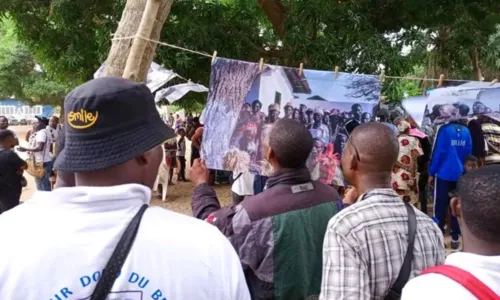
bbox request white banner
[154,82,209,103]
[94,62,177,93]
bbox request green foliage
[0,43,69,105]
[1,0,500,110]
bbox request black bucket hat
[54,77,175,172]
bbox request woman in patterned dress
[391,120,424,204]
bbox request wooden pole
[123,0,162,81]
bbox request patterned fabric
[482,122,500,165]
[391,134,423,204]
[320,189,445,300]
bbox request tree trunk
[469,47,482,81]
[123,0,162,81]
[103,0,173,82]
[202,59,260,169]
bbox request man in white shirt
[18,116,53,191]
[0,77,250,300]
[402,165,500,299]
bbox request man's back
[321,189,445,299]
[192,170,342,300]
[430,123,472,181]
[0,184,249,299]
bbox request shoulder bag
[90,204,148,300]
[421,265,500,300]
[384,202,417,300]
[25,131,48,180]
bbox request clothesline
[111,34,482,83]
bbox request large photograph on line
[201,58,380,181]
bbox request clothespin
[259,58,264,71]
[334,66,339,79]
[490,79,498,85]
[437,74,445,87]
[211,51,218,64]
[299,63,304,76]
[379,70,385,83]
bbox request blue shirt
[429,123,472,182]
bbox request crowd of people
[0,76,499,299]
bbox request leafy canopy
[1,0,500,107]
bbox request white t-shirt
[46,125,59,144]
[231,172,255,196]
[402,252,500,299]
[177,137,186,157]
[31,130,53,163]
[0,184,250,300]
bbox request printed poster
[201,58,380,184]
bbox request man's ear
[348,153,358,170]
[451,197,462,218]
[267,146,275,163]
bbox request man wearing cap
[0,77,250,300]
[299,104,308,126]
[18,116,53,191]
[284,102,294,119]
[311,108,330,144]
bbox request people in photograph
[311,108,330,144]
[391,120,424,204]
[322,110,331,127]
[306,138,327,181]
[284,102,293,119]
[0,77,250,300]
[18,116,53,191]
[350,103,363,122]
[299,104,308,125]
[434,103,458,123]
[402,165,500,300]
[241,102,251,113]
[251,99,266,125]
[361,112,372,123]
[191,119,342,300]
[292,108,301,122]
[453,102,470,117]
[320,123,444,300]
[267,103,280,124]
[472,101,492,115]
[0,116,18,145]
[429,118,472,249]
[306,108,314,128]
[0,130,27,213]
[238,123,258,160]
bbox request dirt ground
[13,125,232,216]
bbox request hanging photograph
[201,58,380,183]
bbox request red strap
[422,265,500,300]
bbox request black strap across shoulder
[90,204,148,300]
[384,202,417,300]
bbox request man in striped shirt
[320,123,445,300]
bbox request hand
[428,176,434,187]
[190,159,208,186]
[17,147,27,152]
[343,187,359,205]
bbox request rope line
[111,35,490,83]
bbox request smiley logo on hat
[68,109,99,129]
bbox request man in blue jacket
[428,121,472,250]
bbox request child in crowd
[463,155,479,173]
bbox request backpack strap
[422,265,500,300]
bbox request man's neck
[462,230,500,256]
[355,174,392,195]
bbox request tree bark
[123,0,162,81]
[103,0,173,82]
[469,47,482,81]
[257,0,286,39]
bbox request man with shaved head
[191,118,343,299]
[320,123,445,300]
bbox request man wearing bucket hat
[0,77,250,300]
